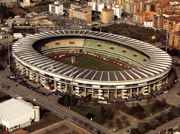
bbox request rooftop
[0,98,34,121]
[102,8,114,12]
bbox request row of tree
[131,106,180,134]
[113,99,168,120]
[100,23,166,43]
[0,4,14,21]
[57,94,78,106]
[99,106,116,124]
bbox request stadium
[12,30,172,100]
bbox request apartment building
[102,8,114,23]
[88,0,105,12]
[49,1,63,16]
[163,16,180,33]
[153,15,163,29]
[69,3,92,24]
[133,11,157,23]
[169,31,180,49]
[123,1,141,14]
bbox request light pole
[166,32,169,53]
[71,56,75,94]
[7,34,10,68]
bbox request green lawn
[60,55,125,71]
[70,105,102,124]
[143,105,170,117]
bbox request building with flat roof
[69,3,92,24]
[49,1,64,16]
[0,98,40,132]
[169,31,180,49]
[102,8,114,23]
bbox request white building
[49,1,64,16]
[0,98,40,132]
[13,33,23,39]
[88,0,105,12]
[20,0,30,7]
[112,5,122,19]
[144,19,153,27]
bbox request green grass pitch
[60,55,125,71]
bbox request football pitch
[60,55,125,71]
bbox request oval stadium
[12,30,172,100]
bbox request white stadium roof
[12,30,172,86]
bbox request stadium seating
[41,38,150,67]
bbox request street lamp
[7,34,10,68]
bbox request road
[0,70,111,134]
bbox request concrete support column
[84,87,87,97]
[166,78,168,83]
[35,74,39,83]
[29,71,31,79]
[115,89,117,99]
[25,68,28,76]
[92,89,94,97]
[19,64,23,70]
[54,81,57,91]
[130,88,132,97]
[108,88,110,99]
[153,84,156,91]
[40,76,42,84]
[58,82,61,90]
[148,85,151,93]
[137,87,139,95]
[65,83,67,90]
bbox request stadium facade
[12,30,172,100]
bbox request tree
[137,123,150,134]
[107,120,114,128]
[170,106,180,117]
[57,95,65,105]
[100,106,106,118]
[70,94,78,106]
[64,94,70,106]
[0,64,5,70]
[116,118,123,129]
[160,112,168,123]
[149,119,160,129]
[130,128,140,134]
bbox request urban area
[0,0,180,134]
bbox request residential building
[169,31,180,49]
[116,0,128,6]
[153,15,163,29]
[143,1,156,12]
[144,19,153,27]
[133,11,157,24]
[102,8,114,23]
[112,4,123,18]
[163,16,180,33]
[88,0,105,12]
[69,3,92,24]
[123,1,141,14]
[49,1,64,16]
